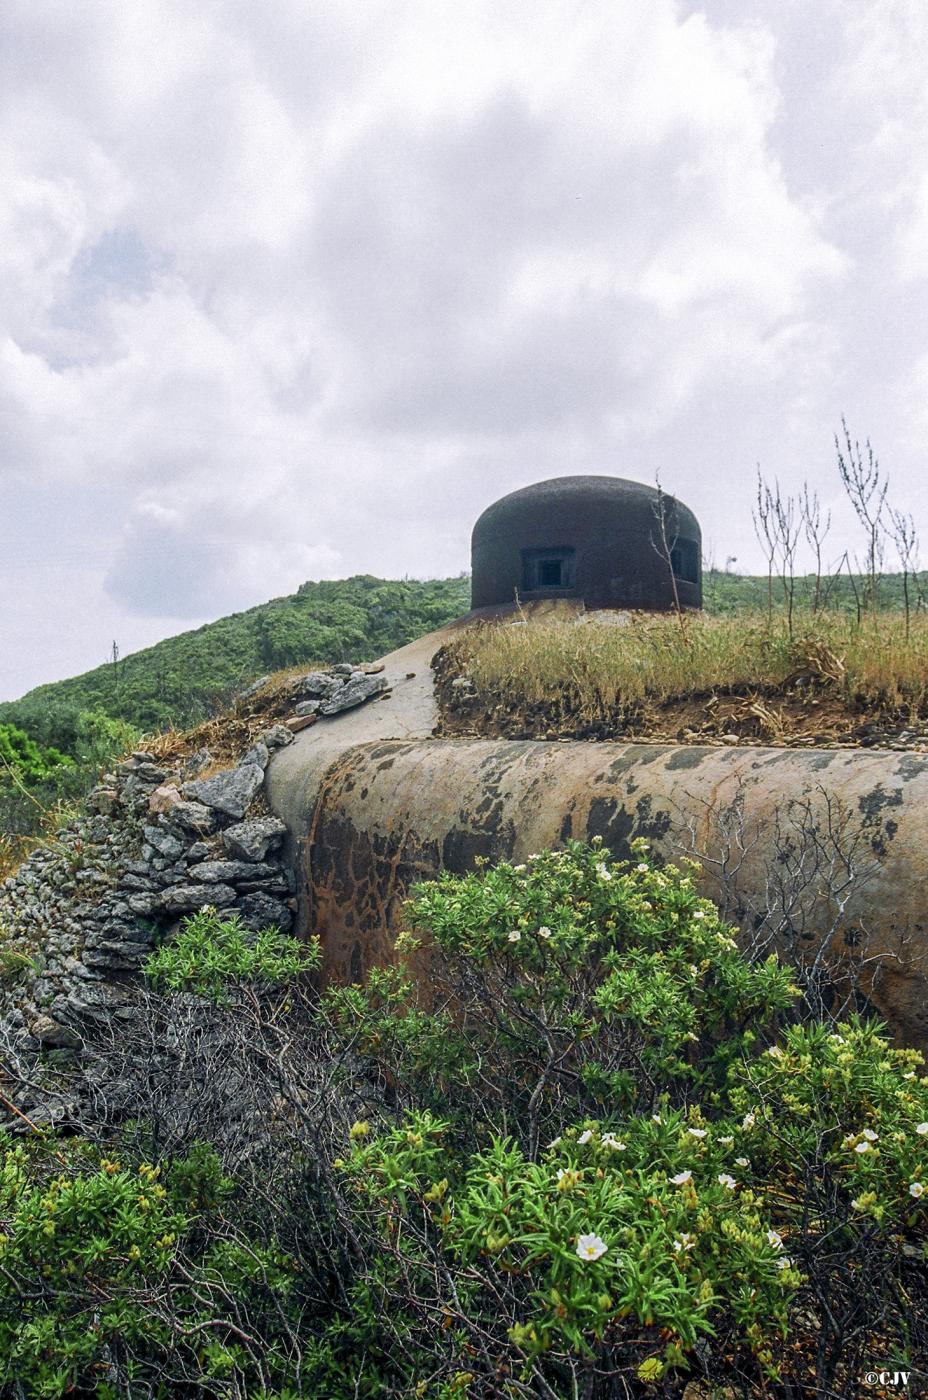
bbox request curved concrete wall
[470,476,702,611]
[277,738,928,1050]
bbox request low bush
[3,846,926,1397]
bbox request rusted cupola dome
[470,475,702,612]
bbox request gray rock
[164,800,217,836]
[222,817,287,862]
[82,942,154,970]
[120,873,156,891]
[331,663,356,676]
[298,671,344,699]
[181,748,212,778]
[236,893,294,932]
[154,883,237,915]
[87,787,119,816]
[261,724,294,750]
[129,763,168,785]
[319,674,389,715]
[240,740,270,771]
[294,700,320,717]
[181,764,264,819]
[142,826,185,861]
[55,983,133,1026]
[238,675,270,700]
[187,860,277,884]
[29,1014,82,1048]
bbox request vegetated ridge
[1,574,470,739]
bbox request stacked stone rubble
[0,726,297,1123]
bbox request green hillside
[1,575,470,751]
[5,567,925,752]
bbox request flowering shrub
[327,838,798,1153]
[340,1111,801,1381]
[9,842,927,1396]
[325,841,927,1394]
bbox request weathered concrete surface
[275,735,928,1050]
[265,617,928,1051]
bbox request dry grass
[144,664,320,769]
[451,610,928,722]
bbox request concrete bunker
[470,475,702,612]
[263,477,926,1054]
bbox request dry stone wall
[0,727,297,1127]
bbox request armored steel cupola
[470,475,702,611]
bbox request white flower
[513,864,526,872]
[719,1135,734,1146]
[596,864,614,882]
[742,1113,756,1130]
[854,1141,871,1154]
[735,1157,749,1168]
[636,862,649,873]
[716,934,738,950]
[910,1181,925,1199]
[672,1233,696,1253]
[766,1229,784,1251]
[692,909,706,920]
[687,1128,708,1139]
[830,1034,845,1044]
[576,1232,608,1261]
[651,1114,662,1124]
[861,1128,879,1142]
[548,1137,562,1149]
[776,1257,792,1270]
[767,1046,784,1059]
[507,929,521,943]
[670,1170,693,1186]
[851,1197,865,1211]
[536,925,552,940]
[601,1134,626,1152]
[578,1130,594,1146]
[916,1122,928,1136]
[718,1174,737,1190]
[688,964,699,977]
[903,1071,916,1081]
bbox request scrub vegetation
[2,842,925,1397]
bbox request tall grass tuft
[453,611,928,721]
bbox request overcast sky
[2,0,928,699]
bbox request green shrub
[323,841,928,1394]
[144,907,320,1002]
[327,838,799,1148]
[0,1137,296,1398]
[7,843,927,1397]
